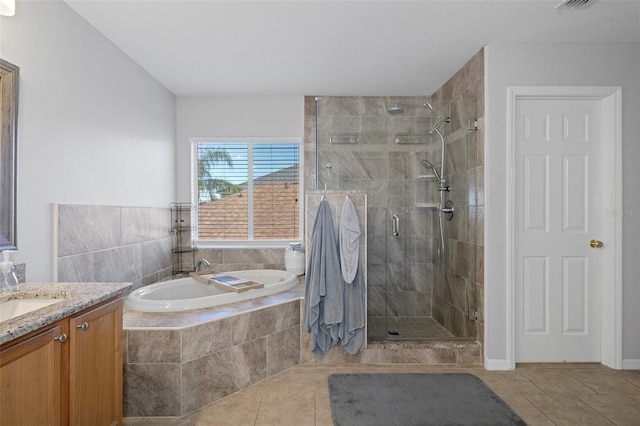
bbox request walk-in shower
[310,96,480,343]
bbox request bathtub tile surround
[56,204,172,288]
[57,205,121,256]
[124,363,181,417]
[127,329,182,363]
[123,298,301,417]
[181,338,267,414]
[189,247,285,273]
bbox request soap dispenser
[0,250,19,293]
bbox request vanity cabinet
[69,299,123,425]
[0,298,123,426]
[0,324,64,425]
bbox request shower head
[422,160,442,182]
[388,100,438,116]
[388,102,404,114]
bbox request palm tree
[198,148,242,203]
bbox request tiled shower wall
[56,204,173,289]
[430,48,485,343]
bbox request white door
[515,98,602,362]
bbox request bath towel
[340,260,366,355]
[339,197,360,284]
[303,199,344,356]
[337,196,365,354]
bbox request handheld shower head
[422,160,442,182]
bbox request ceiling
[64,0,640,97]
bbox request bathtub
[124,269,300,312]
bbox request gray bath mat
[328,373,526,426]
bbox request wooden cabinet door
[69,299,123,426]
[0,325,64,426]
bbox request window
[191,137,303,247]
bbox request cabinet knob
[54,333,68,343]
[76,321,89,331]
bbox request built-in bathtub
[125,269,299,312]
[122,271,305,418]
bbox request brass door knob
[590,240,604,248]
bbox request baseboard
[622,359,640,370]
[484,358,514,371]
[485,357,638,370]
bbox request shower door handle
[392,214,399,236]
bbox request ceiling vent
[556,0,598,10]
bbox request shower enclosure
[306,96,480,342]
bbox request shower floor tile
[368,316,454,341]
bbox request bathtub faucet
[195,258,211,272]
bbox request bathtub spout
[195,258,211,272]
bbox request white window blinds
[193,139,301,243]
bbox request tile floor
[124,362,640,426]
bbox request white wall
[484,43,640,367]
[0,1,176,280]
[175,96,304,200]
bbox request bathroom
[2,0,640,422]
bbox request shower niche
[308,95,481,342]
[414,174,439,209]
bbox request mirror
[0,58,18,250]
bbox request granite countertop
[0,281,132,345]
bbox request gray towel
[303,200,344,356]
[337,197,365,354]
[339,197,360,284]
[340,260,366,355]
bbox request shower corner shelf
[415,202,439,208]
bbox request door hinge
[468,308,479,321]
